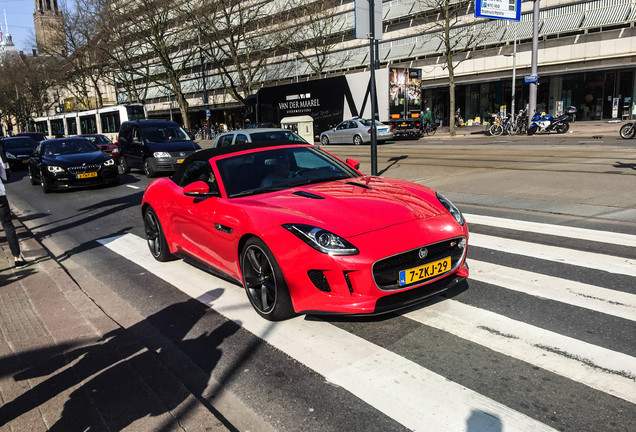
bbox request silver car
[320,118,394,145]
[212,128,308,148]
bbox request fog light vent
[343,271,354,293]
[308,270,330,292]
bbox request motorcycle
[619,122,635,139]
[527,106,576,135]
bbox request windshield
[82,135,111,144]
[217,146,359,198]
[43,139,98,156]
[141,125,191,143]
[249,130,307,143]
[5,138,37,150]
[360,119,385,127]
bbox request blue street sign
[206,109,211,116]
[525,75,538,83]
[475,0,521,21]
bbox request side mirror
[346,158,360,170]
[132,136,142,145]
[183,180,218,197]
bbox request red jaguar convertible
[142,142,469,320]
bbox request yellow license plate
[76,172,98,179]
[176,159,184,164]
[399,256,451,286]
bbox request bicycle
[619,122,635,139]
[422,121,437,136]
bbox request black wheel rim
[144,210,162,257]
[243,245,276,313]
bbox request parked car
[15,132,47,143]
[212,128,308,148]
[141,141,469,321]
[78,134,120,161]
[319,118,394,145]
[28,137,119,193]
[118,120,201,178]
[0,136,39,170]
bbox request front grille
[372,237,466,290]
[67,164,101,174]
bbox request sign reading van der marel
[475,0,521,21]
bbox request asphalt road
[5,138,636,431]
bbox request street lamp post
[504,22,518,120]
[528,0,540,126]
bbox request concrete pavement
[0,118,633,430]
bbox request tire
[120,156,131,174]
[321,135,330,145]
[143,207,175,262]
[144,159,156,178]
[489,124,503,136]
[555,122,569,134]
[527,125,538,136]
[241,237,294,321]
[353,135,363,146]
[425,127,436,137]
[40,170,51,193]
[619,123,636,139]
[29,166,38,185]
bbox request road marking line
[470,233,636,277]
[465,213,636,248]
[468,259,636,321]
[403,300,636,404]
[99,234,557,432]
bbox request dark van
[118,120,201,177]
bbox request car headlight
[5,152,16,159]
[283,224,358,256]
[153,151,171,158]
[436,192,465,226]
[47,166,64,173]
[103,158,115,166]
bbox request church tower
[33,0,64,54]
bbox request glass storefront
[423,68,635,124]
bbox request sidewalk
[0,219,230,431]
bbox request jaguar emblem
[418,248,428,259]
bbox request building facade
[75,0,636,128]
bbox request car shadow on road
[0,298,238,431]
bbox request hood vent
[292,191,325,199]
[346,181,372,190]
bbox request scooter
[527,106,576,135]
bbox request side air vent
[307,270,331,292]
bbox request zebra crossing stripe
[403,300,636,404]
[469,233,636,277]
[465,213,636,248]
[99,234,558,432]
[468,259,636,321]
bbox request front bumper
[43,166,119,189]
[266,214,469,315]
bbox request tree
[0,54,60,131]
[280,0,351,77]
[418,0,491,136]
[184,0,273,108]
[103,0,198,129]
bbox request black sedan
[0,136,38,170]
[28,137,119,193]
